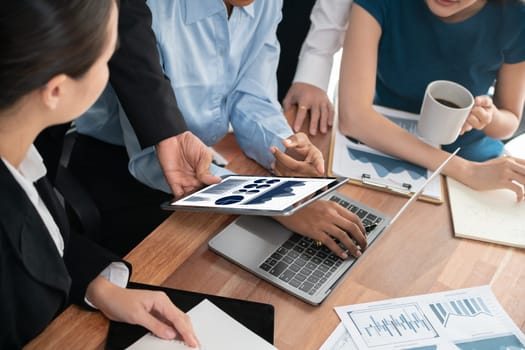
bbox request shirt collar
[184,0,255,24]
[18,145,47,182]
[2,144,46,183]
[239,3,255,18]
[1,145,46,204]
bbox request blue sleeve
[502,3,525,64]
[228,2,293,170]
[354,0,389,28]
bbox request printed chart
[331,286,525,350]
[429,297,491,327]
[347,303,437,347]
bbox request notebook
[208,150,458,305]
[447,178,525,248]
[447,134,525,248]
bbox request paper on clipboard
[329,105,443,202]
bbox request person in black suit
[66,0,220,256]
[0,1,198,347]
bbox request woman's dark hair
[0,0,115,110]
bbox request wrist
[86,275,117,309]
[443,154,475,184]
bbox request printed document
[323,286,524,350]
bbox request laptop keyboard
[258,195,383,295]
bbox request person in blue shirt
[73,0,368,259]
[338,0,525,200]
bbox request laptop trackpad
[209,216,291,265]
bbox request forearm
[483,106,521,139]
[85,275,117,312]
[341,106,441,166]
[231,109,292,170]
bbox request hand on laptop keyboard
[273,199,367,259]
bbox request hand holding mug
[460,95,496,135]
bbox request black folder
[106,282,275,349]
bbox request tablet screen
[161,175,348,216]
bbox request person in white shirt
[283,0,353,136]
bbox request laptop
[209,150,458,305]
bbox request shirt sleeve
[354,0,389,29]
[502,3,525,64]
[293,0,353,91]
[229,3,293,170]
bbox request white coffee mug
[417,80,474,145]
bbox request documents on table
[321,285,525,350]
[127,299,276,350]
[329,105,443,203]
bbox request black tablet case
[106,282,275,349]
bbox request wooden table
[26,129,525,350]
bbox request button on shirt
[75,0,293,194]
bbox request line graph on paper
[347,303,438,347]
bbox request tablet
[161,175,348,216]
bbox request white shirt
[2,146,129,302]
[293,0,353,92]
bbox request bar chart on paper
[347,303,438,347]
[429,297,492,327]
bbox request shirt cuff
[84,262,130,308]
[293,53,334,92]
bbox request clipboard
[328,105,445,204]
[106,282,275,349]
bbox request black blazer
[276,0,317,102]
[109,0,188,149]
[0,161,129,348]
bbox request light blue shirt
[76,0,292,193]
